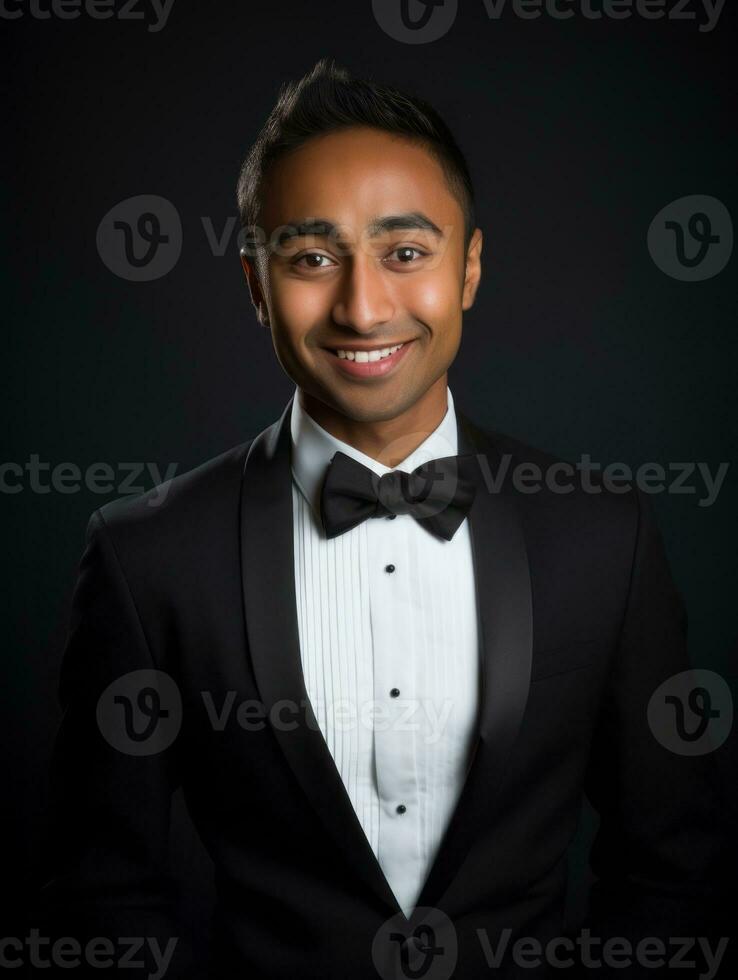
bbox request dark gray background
[4,0,736,952]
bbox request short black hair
[236,57,476,265]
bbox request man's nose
[330,253,396,332]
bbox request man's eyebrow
[274,212,444,247]
[367,212,444,238]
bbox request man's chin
[303,381,419,426]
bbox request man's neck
[299,376,449,468]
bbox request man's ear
[239,251,270,327]
[461,228,483,311]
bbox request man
[35,58,726,978]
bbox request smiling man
[239,121,481,463]
[36,58,726,979]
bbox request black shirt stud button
[390,688,400,698]
[385,564,395,573]
[396,804,407,815]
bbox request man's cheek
[274,289,325,331]
[304,288,336,324]
[409,275,458,319]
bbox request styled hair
[236,57,476,264]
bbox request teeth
[337,343,403,362]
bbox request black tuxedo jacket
[34,396,726,978]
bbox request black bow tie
[320,450,478,541]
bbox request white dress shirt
[290,384,480,916]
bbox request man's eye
[294,253,334,269]
[387,246,427,263]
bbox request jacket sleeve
[579,486,729,975]
[30,509,197,978]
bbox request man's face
[242,126,482,423]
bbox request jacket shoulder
[468,418,642,528]
[90,439,254,544]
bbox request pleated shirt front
[289,385,480,916]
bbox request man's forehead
[259,131,461,238]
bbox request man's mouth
[323,340,416,378]
[331,342,406,363]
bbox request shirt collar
[290,384,459,526]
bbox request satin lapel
[240,395,402,916]
[413,408,534,915]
